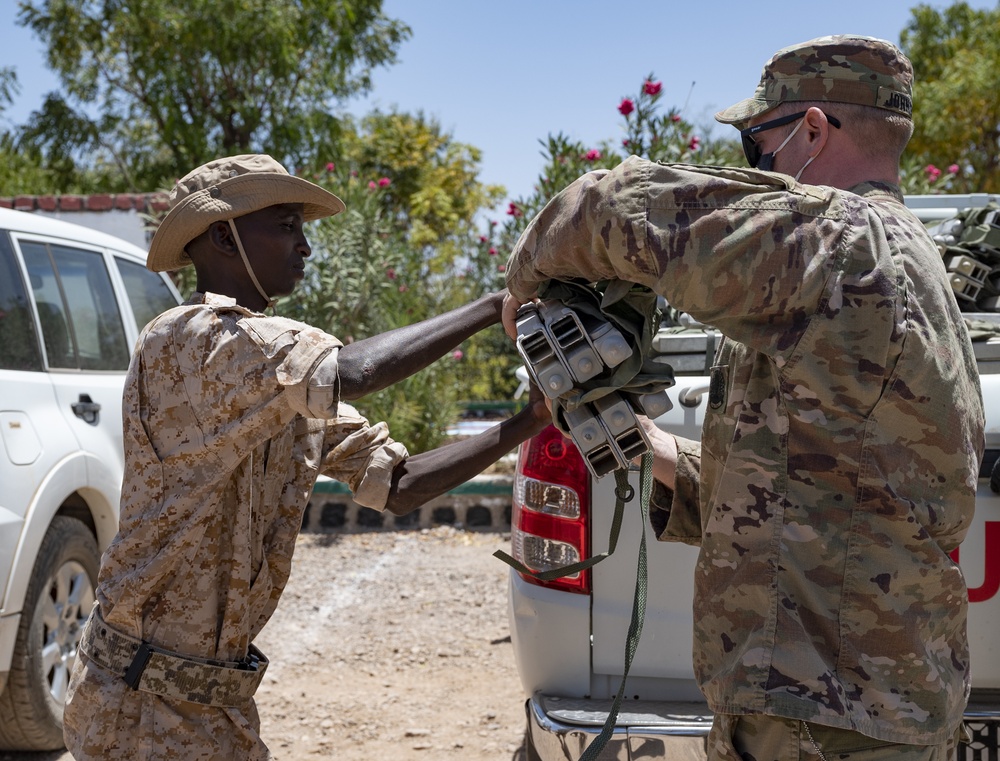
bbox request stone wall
[302,475,514,533]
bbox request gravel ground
[1,527,530,761]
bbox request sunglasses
[739,111,842,168]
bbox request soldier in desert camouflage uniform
[502,36,985,760]
[62,154,549,760]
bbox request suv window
[0,232,43,371]
[115,256,180,332]
[20,240,130,371]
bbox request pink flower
[386,267,396,280]
[498,264,507,273]
[398,284,409,293]
[350,170,358,177]
[584,149,601,162]
[325,162,335,172]
[622,139,630,147]
[925,164,942,182]
[378,177,391,187]
[948,164,961,174]
[643,80,662,96]
[479,235,488,243]
[452,350,463,361]
[488,247,497,256]
[491,220,498,226]
[618,98,635,116]
[671,114,682,123]
[507,202,522,218]
[688,136,701,151]
[368,180,377,189]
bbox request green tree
[270,114,503,453]
[0,66,65,194]
[16,0,410,191]
[900,1,1000,192]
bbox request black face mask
[740,111,842,171]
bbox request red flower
[925,164,942,182]
[584,149,601,162]
[671,114,682,123]
[386,267,396,280]
[688,136,701,151]
[622,139,630,147]
[398,284,409,293]
[378,177,391,187]
[498,264,507,273]
[488,247,497,256]
[350,170,358,177]
[479,235,488,243]
[507,202,522,218]
[325,162,335,172]
[618,98,635,116]
[643,80,662,96]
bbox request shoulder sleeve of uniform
[240,315,344,418]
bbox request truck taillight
[511,424,591,594]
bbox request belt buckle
[237,647,261,672]
[123,642,154,690]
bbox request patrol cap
[715,34,914,127]
[147,154,345,272]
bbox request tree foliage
[900,1,1000,192]
[269,113,501,453]
[16,0,410,191]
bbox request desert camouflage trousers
[707,714,967,761]
[63,653,273,760]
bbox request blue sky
[0,0,993,215]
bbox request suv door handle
[71,394,101,424]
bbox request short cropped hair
[770,100,913,163]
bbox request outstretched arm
[383,386,550,515]
[337,291,505,401]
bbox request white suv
[0,207,180,751]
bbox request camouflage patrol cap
[715,35,913,127]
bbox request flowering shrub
[899,154,963,194]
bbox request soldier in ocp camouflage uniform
[62,154,549,759]
[502,36,985,761]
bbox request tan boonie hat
[715,34,914,127]
[147,154,345,272]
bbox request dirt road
[1,527,531,761]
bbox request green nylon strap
[494,454,656,760]
[580,452,653,761]
[492,472,634,580]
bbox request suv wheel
[0,516,99,751]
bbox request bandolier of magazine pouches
[934,202,1000,313]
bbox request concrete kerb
[302,474,514,533]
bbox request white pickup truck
[507,194,1000,760]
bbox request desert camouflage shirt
[506,156,985,744]
[64,292,407,760]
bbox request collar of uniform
[189,291,267,318]
[847,180,904,204]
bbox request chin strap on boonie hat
[228,219,276,310]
